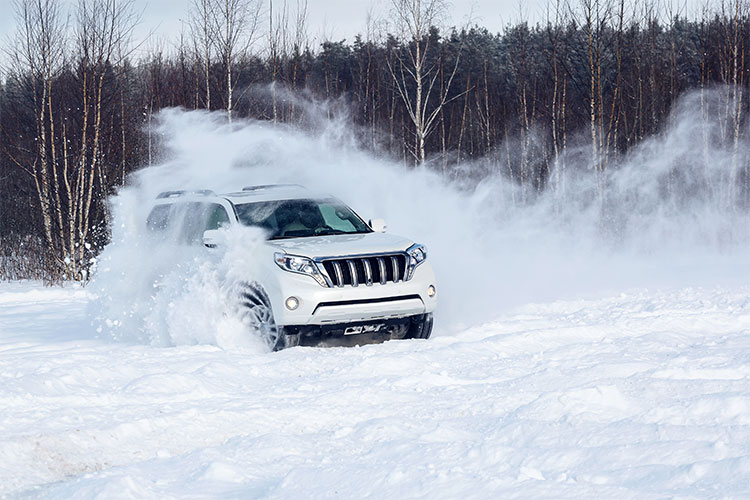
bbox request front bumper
[284,313,433,347]
[267,262,437,326]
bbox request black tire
[407,313,434,340]
[238,283,294,351]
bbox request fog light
[285,296,300,310]
[427,285,436,297]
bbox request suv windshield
[234,198,372,239]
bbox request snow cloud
[91,87,750,346]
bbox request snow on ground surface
[2,281,750,499]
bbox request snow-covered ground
[4,100,750,498]
[2,281,750,499]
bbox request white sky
[134,0,534,42]
[128,0,536,51]
[0,0,708,63]
[0,1,594,49]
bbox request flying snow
[91,88,750,347]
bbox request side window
[146,204,172,232]
[179,202,231,245]
[205,204,230,230]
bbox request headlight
[274,252,329,287]
[406,243,427,280]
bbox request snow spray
[90,87,750,346]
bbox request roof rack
[241,184,305,192]
[156,189,216,199]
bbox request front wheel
[238,283,297,351]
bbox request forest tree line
[1,0,750,281]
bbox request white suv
[146,185,437,350]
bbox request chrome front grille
[319,254,409,287]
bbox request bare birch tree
[387,0,462,164]
[5,0,137,279]
[268,0,309,122]
[210,0,261,121]
[189,0,215,109]
[73,0,138,277]
[6,0,67,274]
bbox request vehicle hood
[269,232,415,258]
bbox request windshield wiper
[269,228,371,240]
[315,228,349,236]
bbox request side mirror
[203,229,225,248]
[369,218,387,233]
